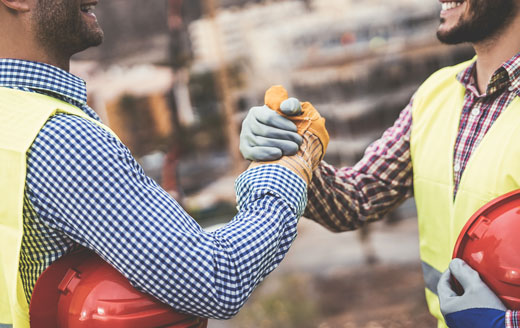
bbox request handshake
[240,85,329,184]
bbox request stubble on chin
[33,0,104,57]
[436,0,518,45]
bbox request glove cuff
[445,308,505,328]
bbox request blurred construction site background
[72,0,474,326]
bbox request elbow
[215,311,239,321]
[319,220,359,233]
[208,301,243,320]
[206,291,249,320]
[330,226,355,233]
[163,296,243,320]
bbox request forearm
[304,162,411,231]
[98,165,305,319]
[201,164,306,317]
[88,190,300,320]
[304,104,414,231]
[131,169,303,319]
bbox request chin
[70,34,104,55]
[436,21,467,45]
[82,28,105,49]
[90,31,105,47]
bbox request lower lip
[81,10,97,21]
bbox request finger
[250,120,303,145]
[449,258,482,290]
[437,269,458,299]
[250,136,300,156]
[247,147,283,161]
[254,106,299,132]
[280,98,302,116]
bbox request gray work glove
[437,258,506,327]
[239,98,303,161]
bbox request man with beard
[0,1,328,327]
[239,0,520,327]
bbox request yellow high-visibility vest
[0,87,118,327]
[411,58,520,327]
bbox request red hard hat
[453,189,520,310]
[29,249,208,328]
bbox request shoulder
[412,58,474,112]
[421,59,473,90]
[31,113,131,164]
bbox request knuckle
[266,148,281,159]
[239,144,249,157]
[252,105,266,116]
[246,134,259,146]
[250,119,263,134]
[290,143,299,153]
[256,124,268,136]
[265,113,278,126]
[239,125,249,137]
[241,116,250,128]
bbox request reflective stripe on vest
[0,88,118,327]
[411,58,520,327]
[422,261,442,295]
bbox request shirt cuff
[506,310,519,328]
[235,164,307,217]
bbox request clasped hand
[241,85,329,184]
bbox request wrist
[248,156,311,185]
[445,308,505,328]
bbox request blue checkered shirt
[0,59,307,319]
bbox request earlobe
[0,0,31,12]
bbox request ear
[0,0,31,12]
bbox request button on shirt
[302,53,520,325]
[0,59,307,319]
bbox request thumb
[437,269,458,299]
[449,258,482,291]
[280,98,302,116]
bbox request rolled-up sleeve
[304,100,414,231]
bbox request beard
[437,0,517,44]
[33,0,104,57]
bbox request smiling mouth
[80,3,96,14]
[441,1,464,11]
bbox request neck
[0,45,71,71]
[0,22,71,71]
[473,13,520,94]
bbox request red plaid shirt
[507,310,520,328]
[304,53,520,324]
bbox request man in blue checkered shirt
[0,0,326,325]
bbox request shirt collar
[456,52,520,96]
[456,59,476,90]
[0,58,88,106]
[502,51,520,93]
